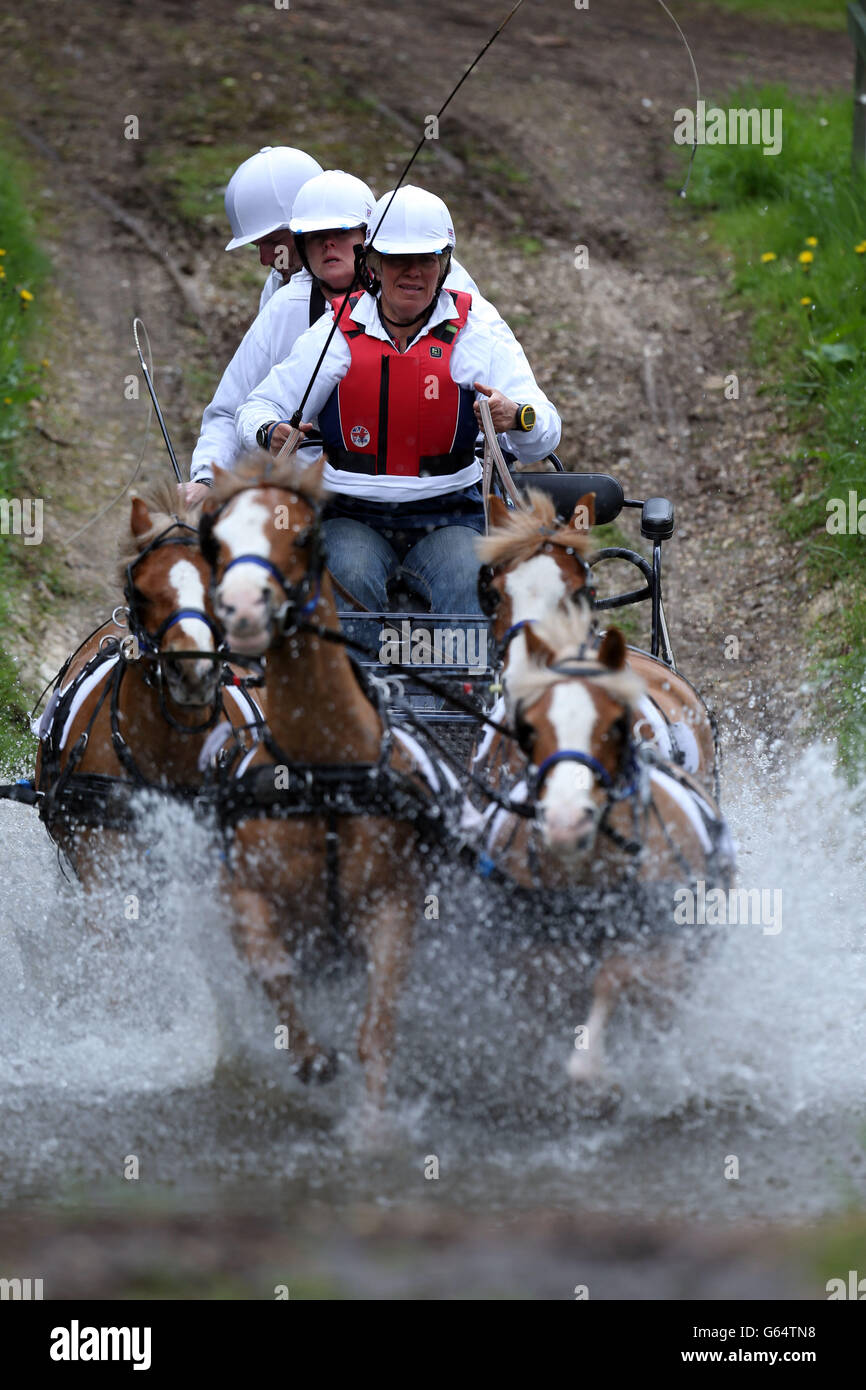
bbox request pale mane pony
[509,604,645,712]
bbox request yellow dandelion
[798,251,814,266]
[760,252,777,263]
[0,268,5,279]
[0,248,6,256]
[3,397,12,405]
[855,241,866,254]
[19,288,33,301]
[805,236,818,247]
[41,358,50,368]
[800,296,812,306]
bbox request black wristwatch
[513,404,536,432]
[256,421,278,450]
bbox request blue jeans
[322,518,484,614]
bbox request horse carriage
[0,451,734,1115]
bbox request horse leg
[231,886,337,1084]
[567,951,638,1085]
[357,895,411,1123]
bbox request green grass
[685,0,847,29]
[676,84,866,767]
[0,130,50,769]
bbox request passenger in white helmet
[236,186,560,616]
[184,168,369,505]
[185,172,533,504]
[224,145,323,310]
[181,146,322,506]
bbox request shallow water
[1,735,864,1224]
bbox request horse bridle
[516,656,643,806]
[119,520,227,733]
[478,537,597,621]
[200,487,327,636]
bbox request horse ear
[598,627,627,670]
[299,453,326,494]
[524,623,556,667]
[130,497,152,537]
[487,494,511,529]
[571,492,595,532]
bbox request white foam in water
[1,735,865,1217]
[0,789,259,1098]
[606,740,866,1121]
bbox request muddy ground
[0,0,857,1298]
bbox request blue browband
[535,749,614,789]
[153,609,223,644]
[221,554,321,619]
[222,553,291,589]
[533,746,642,802]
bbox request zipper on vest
[377,357,390,475]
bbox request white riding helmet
[289,170,375,235]
[364,186,456,254]
[224,146,323,251]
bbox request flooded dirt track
[0,1,864,1297]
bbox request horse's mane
[209,450,326,505]
[116,478,198,580]
[477,489,592,567]
[510,604,645,711]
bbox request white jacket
[235,286,560,504]
[189,258,533,482]
[258,268,284,313]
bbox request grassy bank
[677,85,866,768]
[0,135,50,767]
[686,0,847,30]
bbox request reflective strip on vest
[319,290,477,477]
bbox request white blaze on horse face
[167,558,214,651]
[503,555,568,686]
[540,681,599,851]
[213,493,275,639]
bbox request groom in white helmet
[236,186,560,615]
[223,145,323,311]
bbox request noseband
[522,657,642,804]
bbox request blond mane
[209,450,326,506]
[116,478,199,579]
[510,604,645,711]
[477,489,593,567]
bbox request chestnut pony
[200,454,461,1121]
[477,491,718,796]
[479,604,735,1090]
[34,483,262,883]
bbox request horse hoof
[294,1047,338,1086]
[566,1056,622,1117]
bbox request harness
[202,481,473,938]
[34,524,264,845]
[318,289,478,477]
[475,646,731,902]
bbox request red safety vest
[318,290,478,477]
